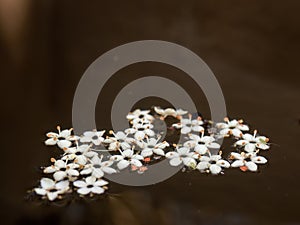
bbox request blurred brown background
[0,0,299,225]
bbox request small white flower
[230,152,267,172]
[137,137,169,157]
[43,159,79,181]
[110,149,144,170]
[184,132,220,155]
[45,126,79,149]
[125,123,155,141]
[172,114,204,134]
[62,144,97,165]
[216,117,249,137]
[34,178,69,201]
[126,109,154,123]
[80,130,105,145]
[80,155,117,178]
[103,131,135,150]
[154,107,188,119]
[165,146,197,167]
[235,130,270,153]
[196,154,230,174]
[73,176,108,195]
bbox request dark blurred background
[0,0,299,225]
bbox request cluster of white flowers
[32,107,270,201]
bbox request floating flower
[137,136,169,157]
[234,130,270,153]
[196,154,230,174]
[45,126,79,149]
[80,155,117,178]
[103,131,135,150]
[80,130,105,145]
[126,109,154,123]
[216,117,249,137]
[230,152,267,172]
[34,178,69,201]
[184,132,220,155]
[43,159,79,181]
[73,176,108,195]
[62,144,97,165]
[165,146,197,167]
[110,149,144,170]
[154,107,188,119]
[125,123,155,140]
[172,114,204,134]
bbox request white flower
[137,137,169,157]
[126,109,154,123]
[103,131,135,150]
[45,126,79,149]
[110,149,144,170]
[172,114,204,134]
[43,159,79,181]
[34,178,69,201]
[62,144,97,165]
[165,146,197,167]
[80,155,117,178]
[230,152,267,172]
[125,123,155,141]
[80,130,105,145]
[196,154,230,174]
[184,132,220,155]
[154,107,188,119]
[234,130,270,153]
[216,117,249,137]
[73,176,108,195]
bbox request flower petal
[251,156,267,164]
[91,186,105,194]
[245,161,258,172]
[77,187,91,195]
[94,179,109,186]
[231,160,244,167]
[210,164,222,174]
[117,160,130,170]
[34,188,46,196]
[169,157,182,166]
[73,180,87,188]
[41,178,55,189]
[53,171,66,181]
[196,161,209,171]
[47,192,58,201]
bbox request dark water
[1,1,299,225]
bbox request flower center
[92,135,98,140]
[87,184,94,188]
[209,160,216,164]
[75,152,82,156]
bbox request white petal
[235,140,248,146]
[54,160,66,169]
[91,186,105,194]
[47,192,58,201]
[199,155,210,162]
[117,160,130,170]
[57,140,72,149]
[245,143,256,153]
[209,164,222,174]
[153,148,165,156]
[194,144,208,154]
[232,128,243,137]
[92,138,103,146]
[122,149,133,158]
[181,126,191,134]
[60,129,71,138]
[73,180,87,188]
[80,168,93,175]
[40,178,55,189]
[102,167,117,174]
[245,161,258,171]
[77,187,91,195]
[251,156,267,164]
[217,160,230,168]
[46,132,58,138]
[165,151,179,159]
[110,155,123,161]
[230,152,243,160]
[207,142,220,149]
[80,136,92,143]
[131,159,142,167]
[43,166,57,174]
[237,124,249,131]
[231,160,244,167]
[56,180,69,190]
[86,176,96,185]
[145,129,155,137]
[169,157,182,166]
[134,131,145,140]
[76,155,88,165]
[196,161,209,171]
[67,169,79,177]
[94,179,109,186]
[177,147,189,155]
[53,171,66,181]
[182,157,196,167]
[243,134,255,142]
[141,149,153,157]
[192,125,204,132]
[256,143,270,150]
[34,188,46,196]
[92,168,104,178]
[45,138,57,146]
[220,128,231,135]
[210,155,222,161]
[201,136,215,143]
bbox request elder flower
[43,159,79,181]
[80,130,105,146]
[110,149,144,170]
[196,153,230,174]
[34,178,69,201]
[184,132,220,155]
[172,114,204,134]
[230,152,267,172]
[45,126,79,149]
[73,176,108,195]
[234,130,270,153]
[154,106,188,119]
[216,117,249,137]
[165,146,197,168]
[137,136,169,157]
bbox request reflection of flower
[154,107,188,119]
[110,149,144,170]
[34,178,69,201]
[196,154,230,174]
[234,130,270,153]
[73,176,108,195]
[230,152,267,172]
[137,137,169,157]
[80,130,105,145]
[45,126,78,149]
[80,155,117,178]
[184,132,220,155]
[166,147,197,167]
[216,117,249,137]
[173,114,204,134]
[43,159,79,181]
